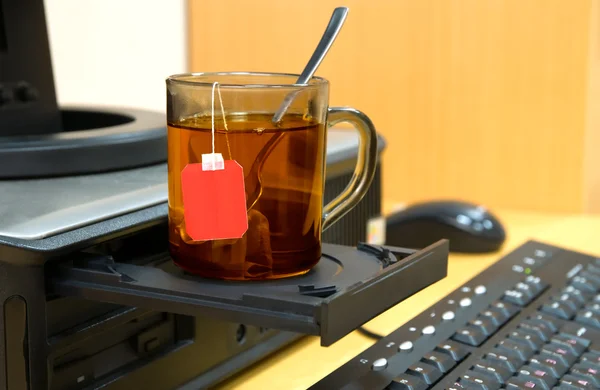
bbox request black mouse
[385,200,506,253]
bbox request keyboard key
[471,359,513,382]
[485,349,524,373]
[540,343,578,367]
[540,300,576,320]
[405,362,442,385]
[496,339,535,361]
[518,320,554,342]
[468,316,498,336]
[371,358,388,371]
[560,374,596,389]
[529,352,570,378]
[504,289,532,306]
[452,326,487,346]
[550,334,588,356]
[458,370,501,390]
[398,341,414,352]
[586,263,600,276]
[563,286,592,305]
[555,293,582,311]
[490,300,519,318]
[581,351,600,366]
[518,365,557,388]
[435,340,469,362]
[509,329,545,350]
[480,308,508,327]
[575,310,600,329]
[447,382,467,390]
[584,302,600,315]
[388,373,428,390]
[570,362,600,387]
[421,351,455,373]
[524,275,548,295]
[522,256,541,268]
[571,276,599,293]
[559,321,594,345]
[459,297,472,307]
[506,375,544,389]
[442,311,456,321]
[529,312,562,332]
[580,271,600,287]
[530,317,560,336]
[515,281,537,297]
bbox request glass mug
[166,72,377,280]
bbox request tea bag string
[210,82,232,167]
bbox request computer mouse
[385,200,506,253]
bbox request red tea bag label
[181,153,248,241]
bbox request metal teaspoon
[245,6,349,211]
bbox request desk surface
[218,204,600,390]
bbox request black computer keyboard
[309,240,600,390]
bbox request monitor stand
[0,0,166,178]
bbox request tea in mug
[167,113,326,280]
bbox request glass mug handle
[323,107,379,231]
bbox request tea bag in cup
[179,82,273,274]
[245,209,274,275]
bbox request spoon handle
[296,6,349,84]
[272,6,349,123]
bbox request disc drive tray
[48,241,448,346]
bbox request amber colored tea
[167,113,326,280]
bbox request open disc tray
[48,240,448,346]
[0,203,448,346]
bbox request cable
[356,326,384,340]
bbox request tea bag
[245,209,273,275]
[180,82,248,242]
[184,233,248,271]
[179,82,273,276]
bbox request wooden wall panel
[188,0,596,213]
[585,0,600,213]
